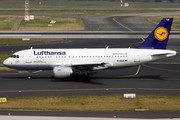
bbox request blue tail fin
[137,18,173,49]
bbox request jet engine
[53,66,73,78]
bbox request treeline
[0,0,179,2]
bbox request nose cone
[3,58,10,67]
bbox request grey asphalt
[1,110,180,118]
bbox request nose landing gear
[27,70,32,80]
[27,75,31,80]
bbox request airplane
[3,18,177,80]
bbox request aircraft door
[26,51,32,63]
[134,51,140,62]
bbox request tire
[27,75,31,80]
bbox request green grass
[0,18,5,21]
[0,54,11,64]
[148,16,180,30]
[20,17,82,27]
[18,17,84,31]
[1,95,180,111]
[0,1,180,8]
[0,38,56,45]
[0,15,84,31]
[0,10,179,16]
[0,66,15,71]
[0,22,14,30]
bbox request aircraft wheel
[27,75,31,80]
[83,73,90,81]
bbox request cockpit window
[10,55,19,58]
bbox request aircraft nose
[3,58,10,67]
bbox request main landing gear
[27,70,32,80]
[83,72,90,81]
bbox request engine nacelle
[53,66,73,78]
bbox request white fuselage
[3,48,176,71]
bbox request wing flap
[71,62,106,67]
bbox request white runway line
[0,116,180,120]
[0,35,42,36]
[0,88,180,93]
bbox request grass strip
[0,18,5,21]
[0,54,11,64]
[0,66,15,71]
[19,17,84,31]
[0,10,179,17]
[148,15,180,30]
[0,1,180,8]
[0,95,180,111]
[0,15,84,31]
[0,22,14,30]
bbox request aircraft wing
[71,62,106,66]
[71,62,109,71]
[50,62,110,71]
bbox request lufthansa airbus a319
[3,18,177,80]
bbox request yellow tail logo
[154,27,168,41]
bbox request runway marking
[1,88,180,93]
[0,88,136,93]
[119,65,141,77]
[150,62,180,64]
[143,64,180,73]
[139,88,180,91]
[141,37,145,42]
[0,35,42,37]
[112,18,134,32]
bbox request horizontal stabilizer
[151,50,177,56]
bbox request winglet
[136,18,173,49]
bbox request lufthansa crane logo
[154,27,168,41]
